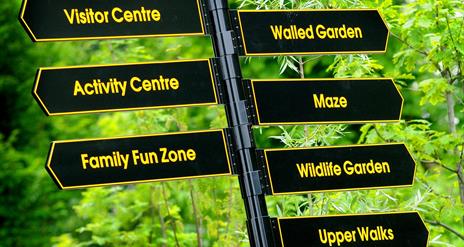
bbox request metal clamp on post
[242,170,263,196]
[227,101,254,151]
[231,100,252,125]
[215,31,237,55]
[242,79,260,125]
[199,0,213,34]
[229,10,246,55]
[212,57,242,81]
[209,59,227,104]
[223,128,239,174]
[255,149,273,195]
[230,125,253,151]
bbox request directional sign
[46,130,232,189]
[33,59,219,116]
[275,212,429,247]
[261,143,416,195]
[232,9,389,56]
[19,0,206,42]
[248,78,403,125]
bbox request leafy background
[0,0,463,246]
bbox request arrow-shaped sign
[231,9,389,56]
[275,212,429,247]
[261,143,416,195]
[19,0,206,42]
[33,59,219,116]
[46,130,232,189]
[248,78,403,125]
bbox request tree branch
[391,33,429,57]
[425,219,464,240]
[157,186,167,247]
[161,183,180,247]
[391,32,445,75]
[374,125,388,142]
[298,56,305,79]
[445,14,464,82]
[188,180,203,247]
[458,145,464,204]
[420,159,457,173]
[445,92,457,133]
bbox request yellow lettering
[63,9,74,24]
[313,94,348,109]
[132,150,140,165]
[130,76,142,92]
[296,163,309,178]
[112,7,123,23]
[186,149,196,161]
[81,154,89,169]
[313,94,325,108]
[73,81,85,96]
[160,147,169,163]
[84,83,94,95]
[316,24,326,39]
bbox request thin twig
[189,180,203,247]
[157,185,167,247]
[425,219,464,240]
[161,183,180,247]
[224,181,234,242]
[373,125,388,142]
[445,14,464,81]
[390,33,429,57]
[303,55,323,64]
[149,185,155,245]
[458,145,464,204]
[298,56,305,79]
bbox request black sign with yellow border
[19,0,206,42]
[260,143,416,195]
[275,212,429,247]
[248,78,403,125]
[46,129,233,190]
[33,59,219,116]
[231,9,389,56]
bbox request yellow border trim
[250,78,403,125]
[236,9,390,56]
[277,211,429,247]
[33,59,219,116]
[19,0,206,42]
[263,143,416,195]
[46,129,233,190]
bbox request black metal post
[205,0,274,246]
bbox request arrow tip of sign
[375,9,391,53]
[45,142,65,190]
[388,78,405,120]
[32,69,52,116]
[18,0,38,42]
[413,211,431,244]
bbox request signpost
[20,0,429,246]
[260,143,416,195]
[248,78,403,125]
[275,212,429,247]
[19,0,206,41]
[232,9,389,56]
[46,130,232,189]
[33,59,219,115]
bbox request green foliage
[1,0,463,246]
[269,125,347,147]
